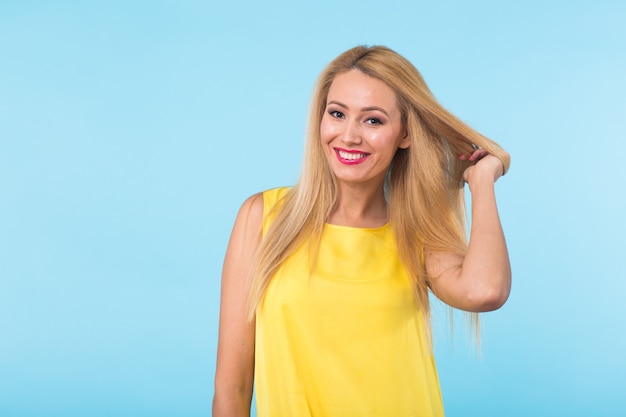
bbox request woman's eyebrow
[362,106,389,116]
[327,100,348,109]
[327,100,389,116]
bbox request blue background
[1,1,625,416]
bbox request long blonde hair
[246,45,510,320]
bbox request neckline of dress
[324,221,390,232]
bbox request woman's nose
[340,122,362,145]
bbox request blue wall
[1,1,624,415]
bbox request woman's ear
[399,130,411,149]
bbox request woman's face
[320,69,409,190]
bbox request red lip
[334,147,370,165]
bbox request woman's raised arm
[426,152,511,312]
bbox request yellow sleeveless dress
[255,187,444,417]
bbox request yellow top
[255,187,444,417]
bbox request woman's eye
[365,117,383,125]
[328,110,344,118]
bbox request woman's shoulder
[235,187,290,234]
[231,192,264,236]
[262,186,291,211]
[238,187,289,211]
[261,186,291,229]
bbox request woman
[213,45,511,416]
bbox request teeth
[338,150,367,160]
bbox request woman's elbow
[466,281,511,312]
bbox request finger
[468,148,489,161]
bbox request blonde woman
[213,45,511,416]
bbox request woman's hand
[460,148,506,186]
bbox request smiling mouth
[334,148,370,164]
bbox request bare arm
[426,152,511,312]
[213,193,264,416]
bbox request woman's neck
[327,184,388,228]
